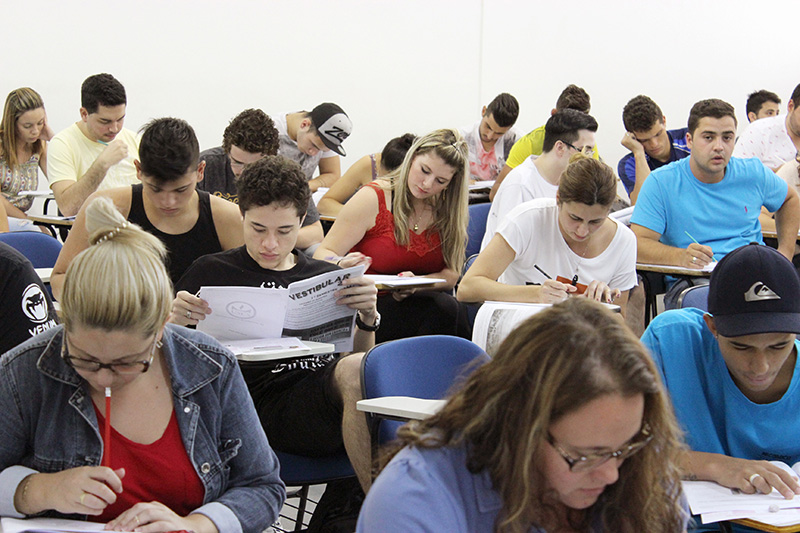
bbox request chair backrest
[677,284,710,311]
[361,335,490,445]
[0,232,62,268]
[466,202,491,258]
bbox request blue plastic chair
[0,231,62,268]
[361,335,490,448]
[275,450,355,531]
[466,202,491,259]
[677,284,710,312]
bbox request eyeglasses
[546,423,653,472]
[562,141,595,156]
[61,334,156,374]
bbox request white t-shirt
[273,111,337,181]
[733,115,797,169]
[47,123,139,189]
[496,197,637,292]
[481,156,558,250]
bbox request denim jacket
[0,324,286,533]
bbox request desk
[636,263,711,326]
[732,518,800,532]
[357,396,446,421]
[35,267,52,283]
[28,214,75,239]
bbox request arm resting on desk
[631,224,713,269]
[774,185,800,261]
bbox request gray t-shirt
[198,146,320,226]
[273,112,337,181]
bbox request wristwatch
[356,311,381,332]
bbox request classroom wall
[5,0,799,210]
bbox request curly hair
[555,84,591,113]
[384,298,686,533]
[237,155,309,217]
[622,95,663,133]
[221,109,279,156]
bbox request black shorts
[240,354,345,457]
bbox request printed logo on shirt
[744,282,780,302]
[21,284,49,323]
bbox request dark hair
[222,109,279,156]
[381,133,416,172]
[622,95,664,133]
[541,109,598,153]
[81,73,126,114]
[138,118,200,182]
[687,99,737,135]
[558,154,617,207]
[237,155,310,217]
[790,83,800,108]
[746,90,781,117]
[389,298,686,533]
[485,93,520,128]
[555,84,591,113]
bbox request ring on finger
[185,310,192,319]
[134,515,140,525]
[749,473,762,484]
[79,492,87,504]
[692,257,696,263]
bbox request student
[746,89,782,123]
[0,242,58,354]
[459,92,520,182]
[274,103,352,192]
[482,109,598,249]
[314,128,471,343]
[618,95,690,203]
[48,74,139,216]
[642,244,800,531]
[317,133,415,217]
[50,117,244,297]
[198,108,323,249]
[631,98,800,309]
[490,84,600,200]
[0,197,285,532]
[734,83,800,170]
[0,88,54,231]
[358,298,686,532]
[171,155,378,492]
[460,156,636,316]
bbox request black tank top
[128,184,223,283]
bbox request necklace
[412,205,430,232]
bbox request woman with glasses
[0,197,285,533]
[357,298,686,532]
[458,155,637,317]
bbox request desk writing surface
[234,340,335,362]
[636,263,713,276]
[733,518,800,532]
[27,214,75,227]
[35,268,52,283]
[357,396,446,421]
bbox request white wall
[4,0,799,209]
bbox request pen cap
[708,243,800,336]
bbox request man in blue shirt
[631,98,800,308]
[618,95,690,204]
[642,244,800,530]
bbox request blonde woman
[314,128,470,342]
[0,197,284,532]
[359,298,687,532]
[0,88,53,231]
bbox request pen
[534,264,552,279]
[685,231,716,261]
[103,387,111,467]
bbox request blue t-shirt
[617,127,690,195]
[642,308,800,464]
[630,157,787,257]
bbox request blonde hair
[384,128,469,271]
[388,299,686,533]
[61,197,172,337]
[0,88,45,168]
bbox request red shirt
[352,183,446,275]
[93,405,205,522]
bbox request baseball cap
[310,103,352,156]
[708,243,800,336]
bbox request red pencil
[103,387,111,467]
